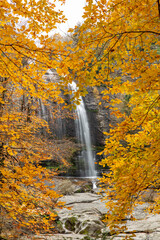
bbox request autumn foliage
[0,0,160,238]
[65,0,160,234]
[0,0,69,238]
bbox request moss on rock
[65,216,78,232]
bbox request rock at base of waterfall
[19,178,160,240]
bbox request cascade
[70,82,97,178]
[39,99,48,121]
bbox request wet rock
[79,222,102,237]
[55,179,80,195]
[55,220,65,233]
[65,216,80,232]
[54,178,95,195]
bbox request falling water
[39,99,48,121]
[70,82,97,178]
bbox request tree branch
[158,0,160,18]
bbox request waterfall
[70,82,97,178]
[39,99,48,121]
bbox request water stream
[70,82,97,179]
[39,79,97,186]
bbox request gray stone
[23,234,85,239]
[21,191,160,240]
[126,214,160,233]
[55,179,80,195]
[111,233,147,240]
[132,203,150,220]
[148,232,160,240]
[57,192,160,239]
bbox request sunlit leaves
[1,0,160,237]
[0,0,69,237]
[62,0,160,235]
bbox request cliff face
[41,69,131,146]
[83,86,108,147]
[39,69,128,174]
[42,69,113,147]
[59,86,110,147]
[82,70,132,148]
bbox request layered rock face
[84,86,109,147]
[40,68,132,146]
[41,69,108,147]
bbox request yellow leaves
[0,107,66,233]
[111,98,122,106]
[1,156,63,229]
[99,111,160,228]
[0,0,159,237]
[0,85,6,93]
[48,0,160,235]
[0,0,73,237]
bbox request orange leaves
[71,0,160,233]
[0,0,160,237]
[0,1,70,236]
[0,156,64,232]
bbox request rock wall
[41,69,115,147]
[84,87,107,146]
[39,69,127,174]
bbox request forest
[0,0,160,239]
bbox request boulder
[21,185,160,240]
